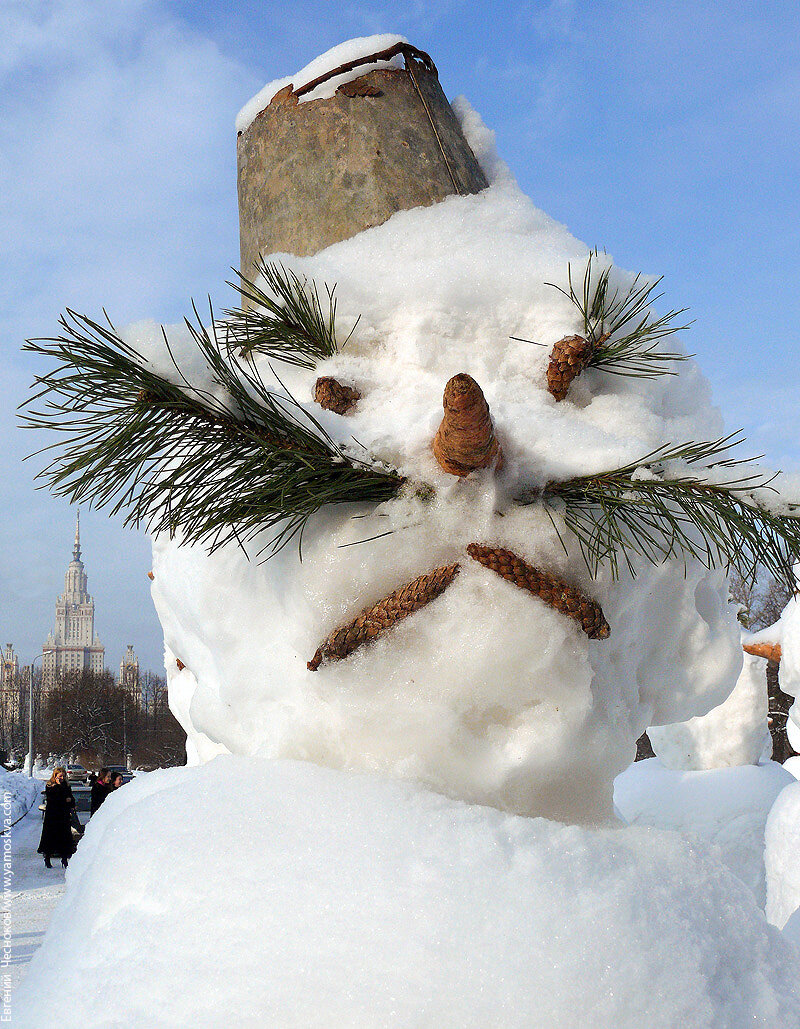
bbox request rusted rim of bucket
[293,42,437,100]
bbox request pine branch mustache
[21,304,403,557]
[535,436,800,589]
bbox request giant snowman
[142,35,744,825]
[17,36,800,1029]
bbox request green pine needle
[21,305,402,558]
[534,434,800,587]
[222,259,353,367]
[546,253,693,378]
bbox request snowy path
[4,803,66,995]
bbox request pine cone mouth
[307,543,610,671]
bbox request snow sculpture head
[30,37,800,824]
[147,74,749,821]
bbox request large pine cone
[546,334,594,401]
[432,373,502,476]
[467,543,610,639]
[308,563,461,670]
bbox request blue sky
[2,0,798,672]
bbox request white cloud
[1,0,258,672]
[1,0,258,333]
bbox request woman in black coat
[38,767,77,868]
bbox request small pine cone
[176,659,186,671]
[314,376,360,415]
[546,335,594,401]
[135,388,156,410]
[466,543,610,640]
[432,373,503,476]
[308,563,460,671]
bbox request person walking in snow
[37,767,77,869]
[90,767,112,815]
[109,772,125,791]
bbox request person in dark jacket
[37,767,77,868]
[90,768,111,815]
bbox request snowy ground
[3,802,66,999]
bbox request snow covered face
[149,128,742,823]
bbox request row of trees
[1,668,185,769]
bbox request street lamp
[27,652,43,777]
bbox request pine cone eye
[314,377,360,415]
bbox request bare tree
[40,669,139,762]
[729,568,792,632]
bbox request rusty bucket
[236,42,488,280]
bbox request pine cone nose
[433,373,503,476]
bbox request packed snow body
[774,586,800,750]
[741,567,800,754]
[648,650,772,770]
[13,757,800,1028]
[614,756,793,905]
[132,98,746,822]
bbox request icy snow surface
[236,34,407,132]
[13,757,800,1029]
[130,100,748,823]
[614,756,792,905]
[648,650,772,770]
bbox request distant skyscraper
[42,512,105,685]
[119,644,140,699]
[0,644,17,691]
[0,644,18,752]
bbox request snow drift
[614,756,792,905]
[0,768,40,825]
[13,757,800,1028]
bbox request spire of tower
[73,509,81,562]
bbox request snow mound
[614,757,792,905]
[782,755,800,779]
[765,778,800,929]
[648,650,770,769]
[14,757,800,1028]
[0,768,39,825]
